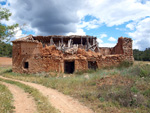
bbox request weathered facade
[12,35,134,74]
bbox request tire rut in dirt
[1,82,37,113]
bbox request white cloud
[78,19,100,30]
[79,0,150,26]
[97,38,103,44]
[128,17,150,50]
[67,28,86,36]
[126,20,139,30]
[99,34,107,39]
[0,0,6,2]
[108,37,116,42]
[97,38,116,47]
[97,34,115,47]
[126,23,135,30]
[1,0,150,50]
[3,0,150,36]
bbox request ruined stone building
[12,35,134,74]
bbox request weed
[1,61,150,112]
[0,83,14,113]
[143,89,150,98]
[131,86,139,93]
[118,60,133,68]
[99,97,105,102]
[74,69,96,75]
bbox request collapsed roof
[12,35,99,54]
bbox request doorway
[64,61,75,73]
[24,62,29,69]
[88,61,97,70]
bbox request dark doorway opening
[64,61,75,74]
[24,62,29,69]
[88,61,97,70]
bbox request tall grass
[0,61,150,112]
[0,83,14,113]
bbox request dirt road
[1,82,37,113]
[0,76,93,113]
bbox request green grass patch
[0,78,59,113]
[0,83,14,113]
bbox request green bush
[99,97,105,102]
[131,86,139,93]
[143,89,150,98]
[118,60,133,68]
[139,65,150,77]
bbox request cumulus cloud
[108,37,116,42]
[99,34,107,39]
[4,0,87,35]
[3,0,150,35]
[97,38,116,47]
[128,17,150,50]
[1,0,150,49]
[97,34,115,47]
[78,19,100,30]
[67,28,86,36]
[83,0,150,26]
[126,23,135,30]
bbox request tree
[0,41,12,57]
[0,7,18,41]
[133,48,150,61]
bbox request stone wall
[12,36,134,74]
[99,47,112,55]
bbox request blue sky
[1,0,150,50]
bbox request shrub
[98,84,146,107]
[118,60,133,68]
[143,89,150,98]
[131,86,139,93]
[99,97,105,102]
[139,65,150,77]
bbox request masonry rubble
[12,35,134,74]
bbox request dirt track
[0,76,93,113]
[1,82,37,113]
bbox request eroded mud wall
[12,37,134,74]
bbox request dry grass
[0,83,14,113]
[0,61,150,112]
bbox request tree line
[133,48,150,61]
[0,41,12,57]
